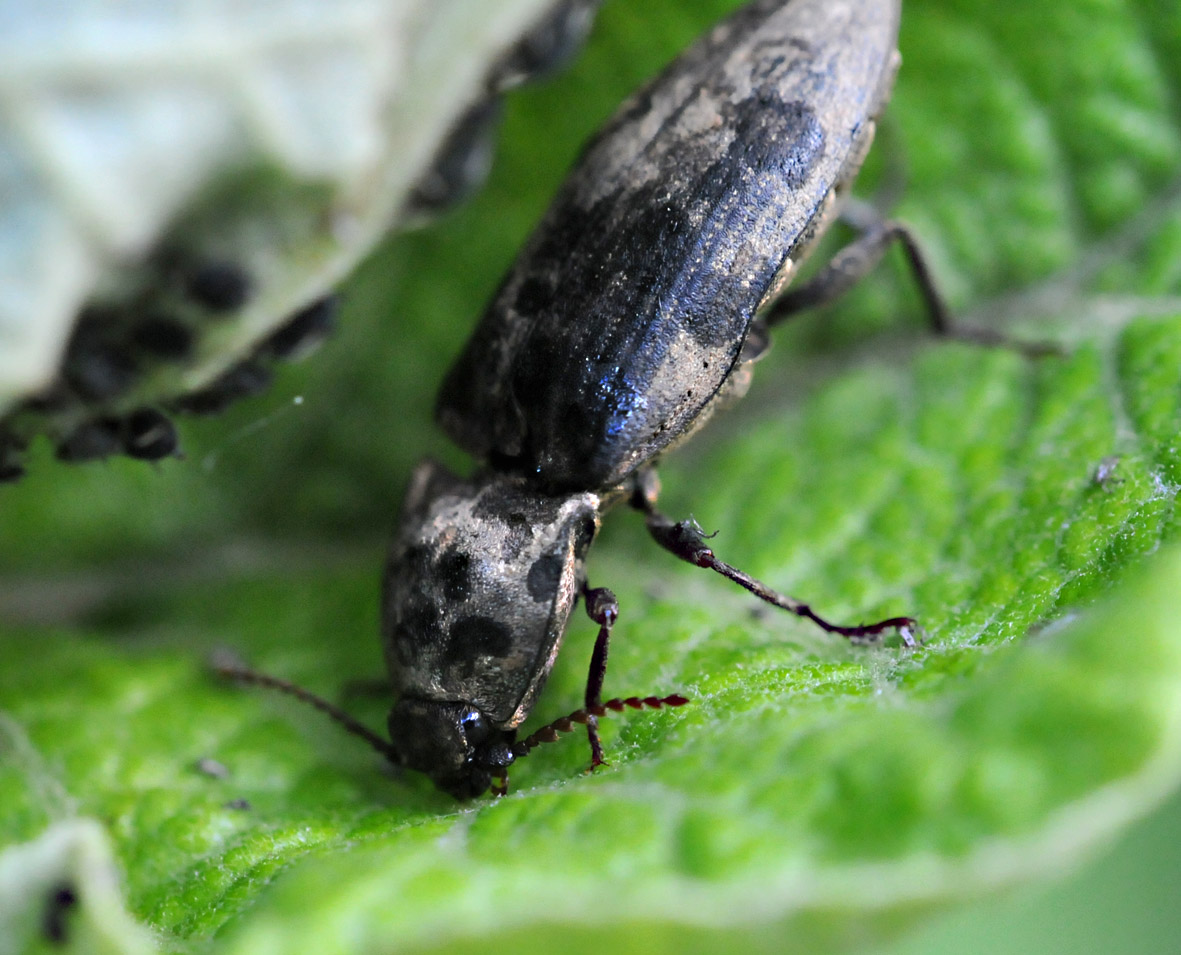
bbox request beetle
[221,0,1003,799]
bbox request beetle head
[387,697,516,799]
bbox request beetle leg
[765,215,1057,356]
[510,580,687,775]
[581,584,619,768]
[631,474,918,645]
[766,217,950,330]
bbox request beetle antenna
[512,694,689,760]
[489,694,689,797]
[212,654,400,764]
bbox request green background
[2,0,1181,952]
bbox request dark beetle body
[439,0,899,490]
[379,0,906,799]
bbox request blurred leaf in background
[2,0,1181,953]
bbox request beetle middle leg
[768,214,951,331]
[765,206,1055,356]
[630,469,919,646]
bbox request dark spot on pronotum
[437,547,473,602]
[174,361,272,415]
[397,599,443,665]
[473,488,536,549]
[497,509,535,555]
[185,261,253,313]
[129,316,195,361]
[526,551,563,602]
[258,295,339,361]
[392,632,417,668]
[56,418,121,463]
[42,882,78,945]
[401,544,434,581]
[223,798,252,811]
[195,757,230,779]
[122,407,179,460]
[447,615,513,661]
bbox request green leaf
[2,1,1180,953]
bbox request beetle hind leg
[631,471,919,647]
[767,215,950,333]
[764,207,1057,358]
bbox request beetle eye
[459,706,492,747]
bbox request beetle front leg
[766,212,1056,357]
[630,470,919,646]
[581,584,619,768]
